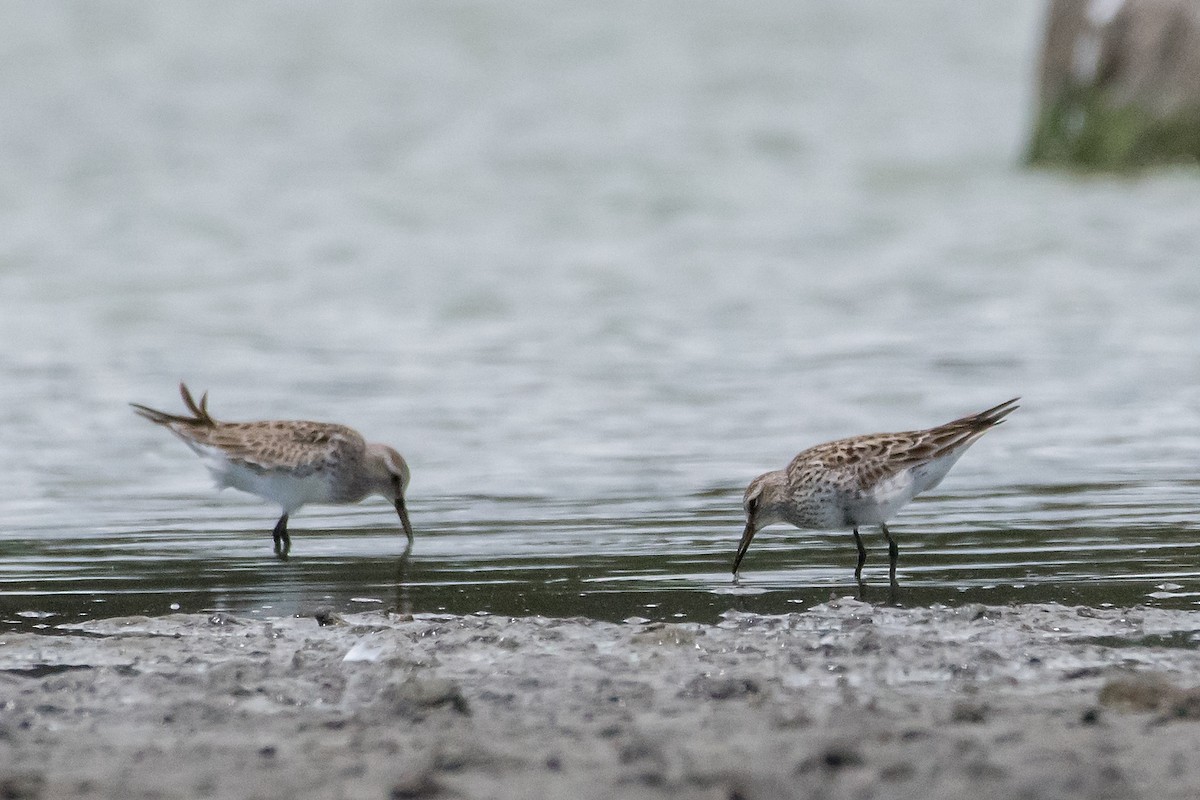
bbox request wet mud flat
[3,601,1200,799]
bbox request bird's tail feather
[929,397,1019,457]
[130,382,216,428]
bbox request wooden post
[1028,0,1200,169]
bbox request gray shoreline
[3,601,1200,799]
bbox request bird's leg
[852,527,867,599]
[272,513,291,559]
[881,522,899,594]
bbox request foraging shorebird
[733,398,1018,592]
[132,383,413,557]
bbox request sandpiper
[132,383,413,557]
[733,398,1018,592]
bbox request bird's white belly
[202,453,338,512]
[843,451,966,525]
[844,470,919,524]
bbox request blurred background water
[3,1,1200,632]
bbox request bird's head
[368,444,414,543]
[732,470,786,575]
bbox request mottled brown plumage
[734,398,1018,591]
[132,383,413,557]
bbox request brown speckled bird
[132,383,413,558]
[734,398,1018,591]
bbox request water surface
[3,2,1200,632]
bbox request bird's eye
[746,496,759,515]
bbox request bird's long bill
[395,496,414,544]
[732,519,757,575]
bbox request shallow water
[4,1,1200,632]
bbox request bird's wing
[786,398,1019,492]
[197,421,366,476]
